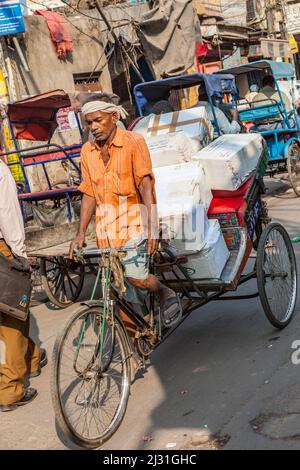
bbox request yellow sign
[3,125,24,182]
[0,71,9,104]
[0,70,24,182]
[289,34,299,54]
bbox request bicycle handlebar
[74,238,147,257]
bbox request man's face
[85,111,118,142]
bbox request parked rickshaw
[0,90,89,307]
[215,60,300,196]
[50,77,298,448]
[132,72,238,137]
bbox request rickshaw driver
[194,86,241,134]
[70,101,182,327]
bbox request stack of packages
[134,107,230,280]
[153,161,230,279]
[135,110,264,280]
[192,133,264,251]
[145,107,213,152]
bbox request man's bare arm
[139,175,158,255]
[69,194,96,258]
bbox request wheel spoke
[52,308,130,446]
[258,224,297,327]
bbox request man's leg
[0,313,29,405]
[0,239,39,405]
[123,238,181,327]
[26,337,41,375]
[127,274,174,300]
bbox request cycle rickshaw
[50,77,298,447]
[0,90,96,307]
[215,60,300,196]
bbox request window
[73,72,102,92]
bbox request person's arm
[139,176,158,255]
[131,133,158,255]
[69,194,96,258]
[0,165,27,259]
[216,107,241,134]
[69,147,96,258]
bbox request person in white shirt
[195,87,241,135]
[0,160,46,412]
[0,160,27,259]
[245,84,259,104]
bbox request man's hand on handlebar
[69,232,86,259]
[148,236,158,256]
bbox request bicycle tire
[257,222,297,329]
[51,304,131,448]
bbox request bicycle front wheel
[51,304,131,448]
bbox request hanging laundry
[34,10,73,61]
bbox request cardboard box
[147,108,213,151]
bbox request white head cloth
[81,100,128,120]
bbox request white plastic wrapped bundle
[146,131,196,168]
[193,133,263,191]
[180,219,230,279]
[159,196,208,254]
[154,161,212,212]
[162,219,230,280]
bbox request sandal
[161,295,182,328]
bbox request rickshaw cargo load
[146,131,196,168]
[153,162,213,212]
[163,219,229,281]
[193,134,264,191]
[211,174,254,199]
[181,219,230,279]
[159,197,208,254]
[146,108,213,151]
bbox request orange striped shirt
[78,128,155,248]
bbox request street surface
[1,176,300,450]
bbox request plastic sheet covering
[137,0,202,78]
[31,202,74,228]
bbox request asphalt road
[1,177,300,450]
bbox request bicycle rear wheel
[51,304,131,448]
[257,223,297,329]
